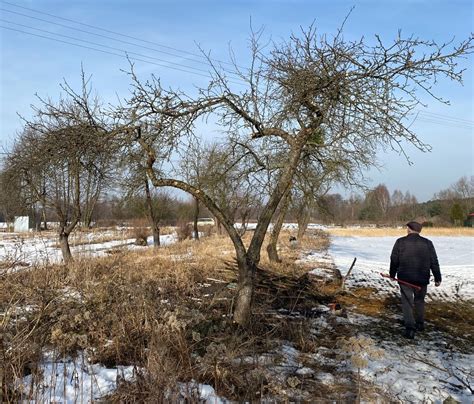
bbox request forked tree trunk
[59,232,73,263]
[267,189,291,263]
[144,130,311,326]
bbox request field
[328,226,474,237]
[0,226,472,402]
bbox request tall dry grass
[0,233,283,401]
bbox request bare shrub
[133,227,150,246]
[176,222,193,241]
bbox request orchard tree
[7,75,115,262]
[121,25,473,325]
[0,163,31,223]
[120,123,173,247]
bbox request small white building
[14,216,30,232]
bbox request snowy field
[309,238,474,403]
[329,235,474,301]
[0,231,176,270]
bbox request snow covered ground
[18,351,136,403]
[308,308,474,403]
[329,235,474,300]
[0,231,177,269]
[18,351,224,403]
[306,236,474,402]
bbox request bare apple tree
[121,26,473,325]
[6,75,115,262]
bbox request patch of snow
[356,338,474,403]
[308,267,334,277]
[316,372,335,384]
[18,350,135,403]
[296,367,315,376]
[177,381,228,403]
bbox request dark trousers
[400,284,427,329]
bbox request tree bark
[233,255,256,326]
[59,231,73,263]
[152,225,160,247]
[246,130,312,265]
[297,207,310,240]
[41,206,48,230]
[267,188,291,263]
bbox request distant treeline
[1,176,472,228]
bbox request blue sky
[0,0,472,201]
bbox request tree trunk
[84,208,94,229]
[59,231,73,263]
[297,205,310,240]
[216,219,223,235]
[145,178,160,247]
[238,209,250,237]
[267,188,291,263]
[193,197,200,240]
[152,225,160,247]
[233,255,256,326]
[42,206,48,230]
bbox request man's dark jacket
[390,233,441,286]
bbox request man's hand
[435,281,441,287]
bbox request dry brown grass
[327,227,474,237]
[1,230,341,402]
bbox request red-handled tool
[380,273,422,291]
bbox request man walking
[389,221,441,339]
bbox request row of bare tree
[0,25,472,325]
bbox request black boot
[403,328,415,339]
[415,322,425,331]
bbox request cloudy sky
[0,0,472,201]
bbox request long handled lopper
[380,273,422,291]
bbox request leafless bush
[176,222,193,242]
[133,227,150,246]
